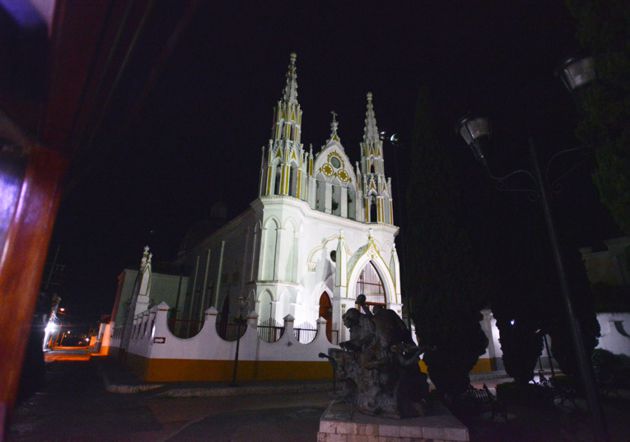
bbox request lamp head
[456,116,491,163]
[557,56,596,91]
[457,116,491,146]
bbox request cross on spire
[329,110,340,142]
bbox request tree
[567,0,630,234]
[545,243,600,381]
[405,89,488,398]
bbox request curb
[97,361,332,397]
[157,382,331,398]
[98,363,165,394]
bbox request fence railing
[257,324,339,344]
[165,314,339,344]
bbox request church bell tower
[360,93,394,224]
[259,53,309,200]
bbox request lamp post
[230,295,249,386]
[457,56,607,442]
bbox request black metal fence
[167,314,338,344]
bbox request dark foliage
[567,0,630,234]
[496,317,543,385]
[488,210,551,384]
[591,283,630,312]
[405,89,488,398]
[545,245,600,381]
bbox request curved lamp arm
[545,146,588,194]
[476,149,538,196]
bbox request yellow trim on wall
[266,165,273,195]
[418,358,495,376]
[280,163,287,195]
[125,354,333,383]
[471,357,497,373]
[389,200,394,225]
[284,164,290,195]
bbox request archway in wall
[318,292,333,342]
[355,261,386,311]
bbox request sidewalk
[96,356,333,397]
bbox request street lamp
[557,56,596,92]
[230,295,249,386]
[458,54,605,435]
[456,56,606,441]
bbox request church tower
[259,53,309,200]
[360,92,394,224]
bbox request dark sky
[50,1,620,323]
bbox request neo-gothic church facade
[177,53,402,342]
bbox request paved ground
[9,359,331,441]
[8,355,630,441]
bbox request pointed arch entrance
[355,261,386,309]
[318,292,333,342]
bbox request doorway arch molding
[346,235,398,305]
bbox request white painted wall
[596,312,630,356]
[123,302,336,363]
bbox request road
[9,360,331,441]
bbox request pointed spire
[363,92,380,143]
[329,110,340,142]
[282,52,299,105]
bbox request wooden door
[318,292,332,342]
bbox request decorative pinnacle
[329,110,340,141]
[363,92,380,143]
[282,52,299,105]
[140,245,150,268]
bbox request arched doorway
[318,292,333,342]
[355,261,386,312]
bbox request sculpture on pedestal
[326,295,429,418]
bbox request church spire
[282,52,299,105]
[359,92,393,225]
[262,53,306,198]
[363,92,380,144]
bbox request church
[171,52,402,343]
[112,54,628,382]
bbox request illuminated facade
[176,53,402,342]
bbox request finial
[368,228,373,239]
[329,110,340,142]
[338,229,344,239]
[282,52,299,104]
[367,91,373,102]
[140,245,149,268]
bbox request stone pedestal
[317,401,469,442]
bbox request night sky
[49,2,619,324]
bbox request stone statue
[326,295,429,418]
